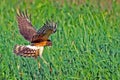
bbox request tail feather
[13,45,39,58]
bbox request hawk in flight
[14,10,57,59]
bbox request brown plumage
[14,10,57,58]
[16,10,37,42]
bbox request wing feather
[16,10,37,42]
[31,21,57,43]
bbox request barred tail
[13,45,22,54]
[13,45,39,58]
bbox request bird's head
[46,40,52,46]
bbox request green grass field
[0,0,120,79]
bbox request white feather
[26,45,39,49]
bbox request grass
[0,0,120,80]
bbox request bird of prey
[14,10,57,60]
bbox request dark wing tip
[37,21,57,35]
[16,9,30,19]
[44,21,57,33]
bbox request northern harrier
[14,10,57,60]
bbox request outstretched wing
[16,10,37,42]
[14,45,44,58]
[31,21,57,43]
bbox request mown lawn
[0,0,120,80]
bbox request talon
[38,62,41,69]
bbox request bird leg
[37,59,41,69]
[40,56,49,66]
[34,56,41,69]
[34,56,49,69]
